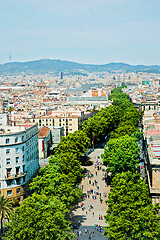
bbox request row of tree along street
[102,86,160,239]
[2,85,160,239]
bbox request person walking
[92,212,94,217]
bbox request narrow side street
[71,148,110,239]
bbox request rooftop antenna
[9,53,11,62]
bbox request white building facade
[0,124,39,200]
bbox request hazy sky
[1,0,160,65]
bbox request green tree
[30,156,82,208]
[102,135,140,176]
[105,171,160,240]
[5,194,74,240]
[0,196,13,234]
[82,105,121,144]
[110,124,139,138]
[55,130,90,160]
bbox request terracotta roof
[37,82,47,87]
[38,126,50,138]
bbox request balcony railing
[5,172,27,180]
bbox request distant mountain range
[0,59,160,75]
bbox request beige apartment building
[24,110,91,136]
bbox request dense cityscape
[1,0,160,238]
[0,65,159,239]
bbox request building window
[69,119,72,121]
[6,158,10,165]
[16,188,20,194]
[16,157,19,164]
[15,148,19,153]
[59,123,61,126]
[16,167,20,176]
[15,137,18,143]
[6,149,10,154]
[22,136,24,141]
[59,119,61,122]
[6,169,11,178]
[7,190,12,196]
[7,180,12,186]
[16,179,20,185]
[6,138,10,144]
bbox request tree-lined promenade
[102,86,160,239]
[2,85,160,239]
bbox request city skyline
[1,0,160,65]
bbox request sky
[0,0,160,65]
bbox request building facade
[0,124,39,200]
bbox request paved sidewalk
[71,148,110,239]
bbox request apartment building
[0,124,39,200]
[38,126,51,159]
[25,110,91,136]
[143,133,160,204]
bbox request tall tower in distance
[60,72,63,80]
[9,53,11,62]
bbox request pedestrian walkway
[71,148,110,239]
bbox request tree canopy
[5,194,73,240]
[102,135,140,176]
[105,171,160,240]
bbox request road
[71,148,110,240]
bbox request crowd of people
[71,154,108,239]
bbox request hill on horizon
[0,59,160,75]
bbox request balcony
[150,187,160,194]
[5,172,27,180]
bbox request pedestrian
[86,211,88,215]
[92,212,94,217]
[96,171,97,175]
[101,215,103,220]
[99,215,100,220]
[87,228,89,233]
[85,228,87,234]
[79,230,81,236]
[93,231,95,237]
[88,234,91,239]
[100,193,101,197]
